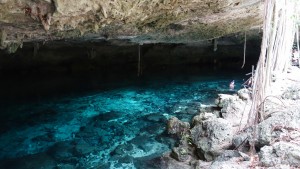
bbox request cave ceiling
[0,0,263,51]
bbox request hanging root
[213,38,218,52]
[137,44,142,77]
[241,31,247,68]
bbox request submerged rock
[74,140,96,156]
[110,143,134,156]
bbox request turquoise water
[0,71,245,169]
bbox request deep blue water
[0,70,246,169]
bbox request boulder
[160,154,193,169]
[232,129,252,152]
[215,94,239,108]
[209,150,251,169]
[257,110,300,146]
[210,160,250,169]
[282,86,300,100]
[237,88,251,100]
[191,118,233,161]
[213,150,250,162]
[215,94,247,128]
[259,141,300,167]
[75,140,96,156]
[233,108,300,150]
[190,160,211,169]
[167,117,190,136]
[192,112,216,126]
[171,145,190,162]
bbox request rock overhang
[0,0,264,52]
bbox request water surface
[0,70,245,169]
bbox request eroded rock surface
[215,93,250,130]
[191,117,233,161]
[259,141,300,167]
[167,116,190,136]
[0,0,264,49]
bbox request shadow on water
[0,66,249,168]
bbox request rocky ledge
[163,66,300,169]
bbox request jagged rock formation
[0,0,263,51]
[164,67,300,168]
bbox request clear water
[0,70,245,169]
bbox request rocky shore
[163,66,300,169]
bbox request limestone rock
[171,146,190,162]
[215,94,247,127]
[259,141,300,167]
[257,111,300,146]
[232,129,252,152]
[213,150,250,162]
[192,112,216,126]
[207,150,251,169]
[233,109,300,151]
[160,154,193,169]
[210,160,250,169]
[190,160,211,169]
[0,0,7,4]
[215,94,239,108]
[0,0,264,46]
[237,88,251,100]
[191,118,233,161]
[75,140,96,156]
[167,116,190,136]
[282,86,300,100]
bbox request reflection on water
[0,69,246,169]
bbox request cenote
[0,41,259,169]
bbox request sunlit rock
[191,118,233,161]
[237,88,251,100]
[167,116,190,136]
[259,141,300,167]
[192,112,216,126]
